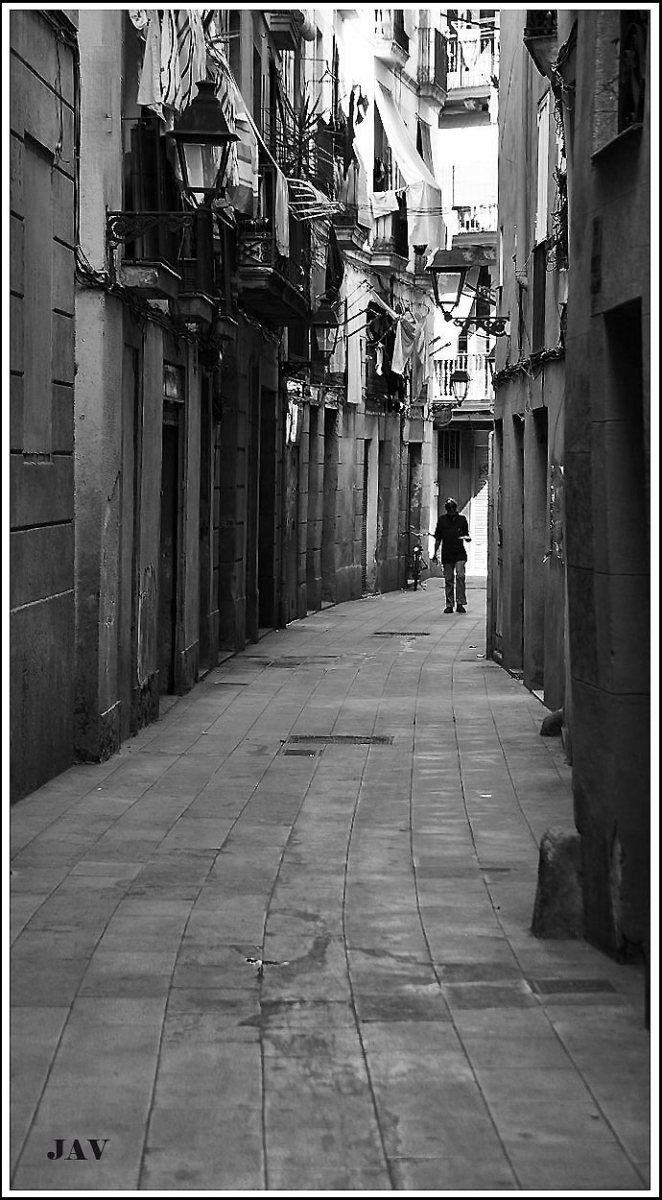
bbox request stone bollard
[531,825,584,939]
[540,708,564,737]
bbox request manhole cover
[528,978,617,995]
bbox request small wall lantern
[311,300,340,363]
[450,368,470,405]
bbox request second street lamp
[427,251,510,337]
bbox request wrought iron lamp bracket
[448,313,510,337]
[106,211,197,248]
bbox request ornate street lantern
[428,266,469,319]
[311,300,340,363]
[167,80,240,207]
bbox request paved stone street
[10,582,650,1192]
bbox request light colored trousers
[443,560,466,608]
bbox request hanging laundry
[160,9,206,115]
[343,88,356,180]
[353,143,374,230]
[355,92,369,125]
[370,191,400,218]
[210,56,240,193]
[458,22,481,71]
[373,85,446,252]
[227,114,257,215]
[391,316,416,376]
[136,10,164,118]
[274,168,290,257]
[375,345,384,376]
[411,318,429,401]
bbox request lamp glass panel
[181,143,222,203]
[434,270,465,309]
[313,324,336,360]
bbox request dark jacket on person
[434,512,470,563]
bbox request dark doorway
[322,409,338,602]
[259,387,278,629]
[361,442,370,594]
[120,344,141,739]
[198,378,212,675]
[408,442,423,533]
[159,405,180,693]
[511,413,525,668]
[526,406,548,691]
[246,362,260,643]
[306,404,321,608]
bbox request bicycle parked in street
[403,527,431,591]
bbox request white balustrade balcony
[446,32,497,90]
[433,354,493,404]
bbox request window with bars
[440,430,461,469]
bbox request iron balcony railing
[237,163,306,294]
[446,30,497,89]
[106,207,216,296]
[236,219,305,294]
[417,27,448,92]
[434,353,493,403]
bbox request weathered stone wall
[564,10,650,956]
[490,14,567,711]
[10,11,78,799]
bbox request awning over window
[373,83,446,251]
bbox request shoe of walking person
[444,606,454,614]
[456,605,466,613]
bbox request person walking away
[431,497,471,613]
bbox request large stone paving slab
[10,586,650,1192]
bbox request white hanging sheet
[373,84,445,251]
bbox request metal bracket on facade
[106,210,197,248]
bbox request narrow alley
[10,581,650,1193]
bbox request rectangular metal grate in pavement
[285,734,394,746]
[373,631,430,637]
[528,978,617,995]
